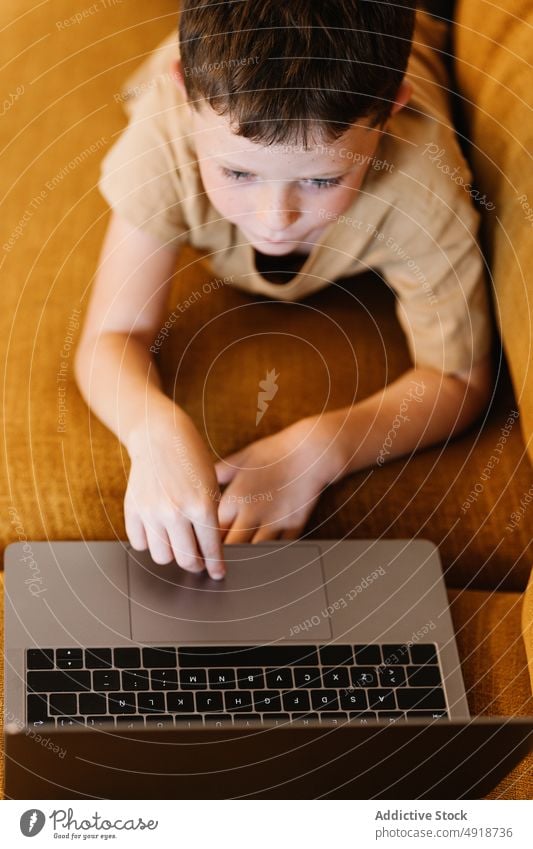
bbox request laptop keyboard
[25,643,449,729]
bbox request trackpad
[128,543,331,642]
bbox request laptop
[4,538,532,798]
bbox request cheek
[197,164,239,216]
[308,186,355,218]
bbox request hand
[215,414,344,544]
[124,404,226,579]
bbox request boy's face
[175,66,410,255]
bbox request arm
[213,356,492,543]
[74,213,177,446]
[328,356,493,476]
[74,213,226,577]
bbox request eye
[303,177,342,190]
[221,167,254,182]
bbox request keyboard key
[396,687,446,711]
[353,645,381,665]
[174,714,203,727]
[27,671,91,692]
[254,691,282,712]
[27,694,49,724]
[406,710,448,720]
[339,690,368,711]
[178,645,319,668]
[56,649,83,669]
[116,716,145,728]
[291,713,320,726]
[350,667,377,688]
[114,648,141,668]
[377,711,405,723]
[368,689,396,710]
[379,666,406,688]
[122,670,150,691]
[236,668,264,689]
[208,669,236,689]
[93,670,120,691]
[137,693,165,713]
[266,668,293,689]
[108,692,137,714]
[319,712,349,727]
[57,716,85,727]
[179,669,208,690]
[310,689,339,711]
[382,644,410,665]
[349,712,377,723]
[262,713,290,726]
[294,667,321,687]
[410,644,438,665]
[27,716,54,731]
[79,693,107,716]
[319,644,353,666]
[49,693,77,715]
[322,667,350,688]
[282,690,311,712]
[85,649,112,669]
[204,714,233,728]
[27,649,54,670]
[146,714,174,727]
[166,692,195,713]
[87,716,115,728]
[224,691,254,712]
[233,713,263,728]
[407,665,442,687]
[196,691,224,712]
[142,647,177,668]
[151,669,179,690]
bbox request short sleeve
[377,197,493,374]
[98,83,189,249]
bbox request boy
[75,1,492,581]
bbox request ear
[390,79,412,116]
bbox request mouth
[252,233,296,244]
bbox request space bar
[177,645,319,667]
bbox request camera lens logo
[20,809,46,837]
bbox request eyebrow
[217,159,351,180]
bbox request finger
[166,521,206,574]
[192,512,227,579]
[218,496,238,539]
[144,522,174,565]
[279,526,303,541]
[224,513,258,545]
[125,510,148,551]
[215,458,240,485]
[251,524,281,543]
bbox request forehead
[190,101,379,176]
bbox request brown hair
[179,0,416,147]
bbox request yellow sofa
[0,0,531,798]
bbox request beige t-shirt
[98,11,492,374]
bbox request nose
[256,182,300,233]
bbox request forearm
[74,332,181,451]
[327,364,491,478]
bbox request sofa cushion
[454,0,533,466]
